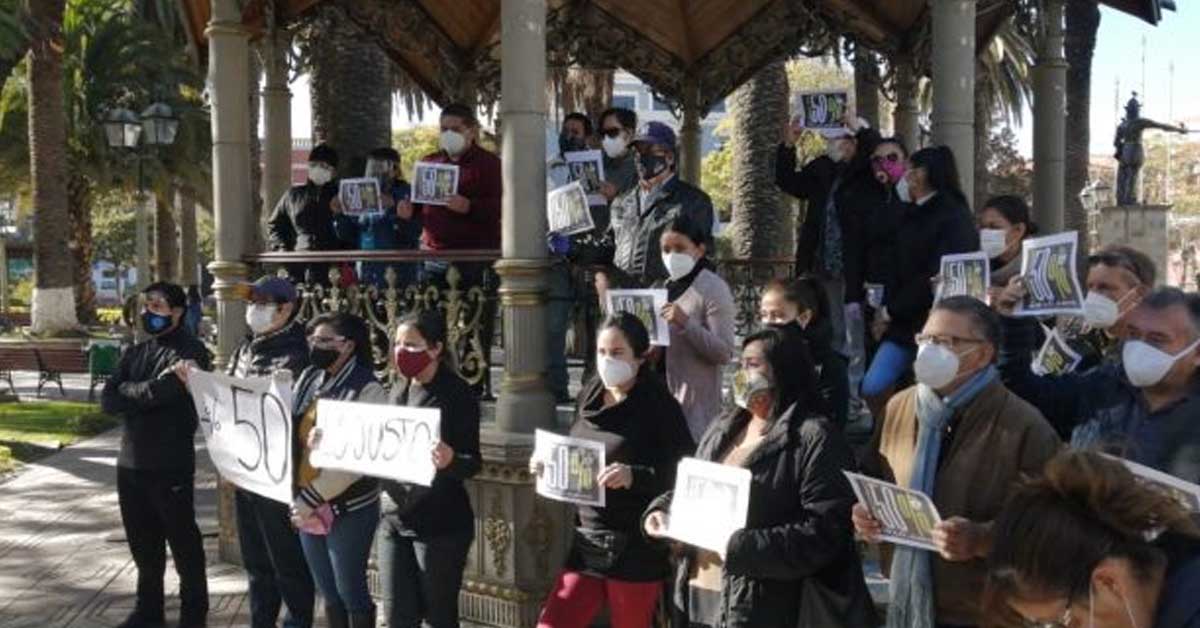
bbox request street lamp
[103,102,178,293]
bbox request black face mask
[309,347,341,370]
[142,311,173,335]
[558,132,586,155]
[638,152,669,181]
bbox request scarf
[888,365,998,628]
[665,257,712,302]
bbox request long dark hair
[910,145,968,207]
[980,195,1038,238]
[598,312,651,359]
[984,450,1199,626]
[741,327,818,419]
[307,311,373,367]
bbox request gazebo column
[1032,0,1067,233]
[678,78,702,184]
[206,0,252,566]
[892,53,920,151]
[463,0,571,625]
[931,0,976,203]
[261,14,292,227]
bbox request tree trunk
[730,61,793,263]
[853,52,880,129]
[68,173,96,324]
[178,185,198,287]
[974,69,993,211]
[308,7,392,177]
[558,68,615,124]
[155,190,178,283]
[1065,0,1100,253]
[27,0,77,333]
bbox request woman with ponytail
[985,450,1200,628]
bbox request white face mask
[597,355,635,389]
[980,229,1008,259]
[308,164,332,186]
[826,142,847,163]
[913,342,968,389]
[602,133,628,159]
[439,130,467,156]
[896,175,912,203]
[1122,338,1200,388]
[1083,289,1138,330]
[245,303,278,335]
[662,252,697,281]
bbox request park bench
[0,342,118,400]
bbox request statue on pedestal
[1114,93,1187,206]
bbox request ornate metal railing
[714,257,797,337]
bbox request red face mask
[393,346,434,378]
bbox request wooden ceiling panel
[687,0,774,63]
[591,0,689,62]
[414,0,497,49]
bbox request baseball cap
[244,276,298,304]
[632,121,677,150]
[816,126,855,140]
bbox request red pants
[537,570,662,628]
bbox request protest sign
[606,289,670,346]
[338,178,383,216]
[1031,327,1084,376]
[1104,455,1200,513]
[844,471,942,552]
[665,458,752,554]
[534,429,606,507]
[547,181,595,236]
[412,162,460,206]
[564,149,606,206]
[309,400,441,487]
[188,370,294,504]
[1014,232,1085,317]
[935,251,991,304]
[793,90,849,129]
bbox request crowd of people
[98,102,1200,628]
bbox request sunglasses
[872,154,902,164]
[600,127,624,138]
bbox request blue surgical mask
[141,311,172,334]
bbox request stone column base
[1097,204,1169,283]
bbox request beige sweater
[665,269,737,442]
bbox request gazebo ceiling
[180,0,1170,114]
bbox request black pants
[377,518,473,628]
[116,467,208,619]
[235,488,315,628]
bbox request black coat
[599,176,715,288]
[769,320,848,428]
[883,192,980,347]
[645,404,875,628]
[381,363,482,537]
[226,319,310,379]
[863,191,905,288]
[268,180,342,252]
[101,325,213,471]
[563,370,697,581]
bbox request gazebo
[181,1,1168,624]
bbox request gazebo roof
[180,0,1169,114]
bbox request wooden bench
[0,343,111,400]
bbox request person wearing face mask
[976,195,1037,291]
[531,313,695,628]
[759,277,850,428]
[290,312,388,628]
[377,311,480,628]
[853,296,1060,628]
[222,277,314,628]
[996,288,1200,484]
[332,146,418,289]
[596,107,640,211]
[268,144,344,285]
[867,146,979,419]
[655,215,736,441]
[548,112,595,189]
[863,137,910,307]
[985,450,1200,628]
[642,328,874,628]
[101,282,213,628]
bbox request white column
[493,0,553,433]
[892,54,920,151]
[261,21,292,224]
[931,0,976,204]
[206,0,252,369]
[1033,0,1067,233]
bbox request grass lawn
[0,401,118,474]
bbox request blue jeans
[236,489,314,628]
[862,340,915,397]
[299,500,380,614]
[545,262,575,401]
[377,520,473,628]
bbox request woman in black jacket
[864,145,979,409]
[377,310,481,628]
[642,328,874,628]
[533,312,696,628]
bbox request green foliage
[90,189,137,265]
[0,400,117,471]
[983,126,1032,201]
[393,126,441,182]
[10,276,30,306]
[701,137,733,221]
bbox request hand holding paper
[932,517,992,562]
[643,510,670,539]
[851,502,883,543]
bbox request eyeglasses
[600,127,624,138]
[307,334,346,347]
[914,333,984,348]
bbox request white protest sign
[309,399,441,486]
[845,471,942,552]
[1103,454,1200,513]
[564,149,607,206]
[606,289,671,346]
[188,369,294,504]
[665,457,752,554]
[935,251,991,304]
[1014,231,1085,317]
[535,429,606,507]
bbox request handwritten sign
[535,429,606,507]
[412,162,460,206]
[1104,454,1200,513]
[793,90,849,129]
[547,181,595,236]
[845,471,943,552]
[665,458,752,554]
[1015,232,1085,317]
[338,177,383,216]
[606,289,670,346]
[936,251,990,304]
[309,399,441,486]
[188,369,294,504]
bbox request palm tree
[974,19,1035,208]
[729,60,792,263]
[1064,0,1100,253]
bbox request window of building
[612,94,637,111]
